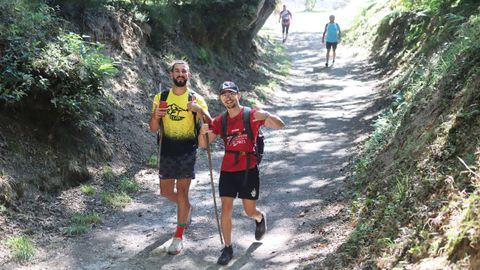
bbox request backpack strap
[221,111,228,139]
[157,90,169,147]
[242,107,254,142]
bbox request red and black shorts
[219,167,260,200]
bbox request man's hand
[200,123,212,136]
[187,95,203,113]
[153,105,167,119]
[187,101,203,113]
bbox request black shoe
[325,62,329,67]
[255,212,267,240]
[217,245,233,265]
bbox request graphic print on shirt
[225,128,248,147]
[167,103,188,121]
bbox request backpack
[221,107,264,165]
[160,89,201,137]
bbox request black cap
[219,81,239,94]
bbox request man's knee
[222,207,233,217]
[176,184,191,195]
[160,188,175,198]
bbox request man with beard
[198,81,285,265]
[149,60,212,255]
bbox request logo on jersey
[167,104,188,121]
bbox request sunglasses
[220,91,238,98]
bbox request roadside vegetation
[6,235,35,262]
[0,0,117,125]
[63,211,103,236]
[335,0,480,268]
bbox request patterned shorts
[159,151,196,180]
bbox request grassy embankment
[338,0,480,268]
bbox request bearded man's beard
[173,77,187,87]
[224,102,238,110]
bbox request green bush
[0,0,117,124]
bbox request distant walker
[322,15,341,67]
[278,5,292,43]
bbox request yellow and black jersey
[151,88,208,156]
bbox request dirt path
[3,1,383,270]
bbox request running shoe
[217,245,233,265]
[167,237,183,255]
[255,212,267,240]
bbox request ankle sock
[175,224,186,238]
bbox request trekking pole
[156,83,163,175]
[203,119,224,245]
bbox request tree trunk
[176,0,279,53]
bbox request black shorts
[326,42,338,50]
[159,151,196,179]
[219,167,260,200]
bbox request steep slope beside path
[2,1,383,270]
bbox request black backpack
[220,107,264,165]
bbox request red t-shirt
[211,108,265,172]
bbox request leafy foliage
[0,0,117,123]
